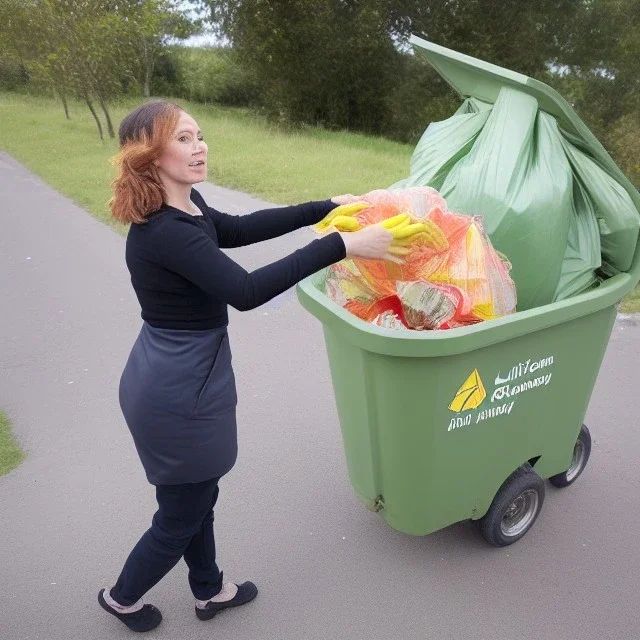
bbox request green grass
[1,90,638,312]
[187,102,412,205]
[0,411,25,477]
[619,284,640,314]
[0,92,412,234]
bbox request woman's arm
[153,216,345,311]
[191,189,337,249]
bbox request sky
[175,0,226,47]
[181,31,223,47]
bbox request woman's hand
[339,224,401,264]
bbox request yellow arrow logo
[449,369,486,413]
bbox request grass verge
[619,284,640,314]
[0,411,25,477]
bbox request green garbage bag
[393,79,639,312]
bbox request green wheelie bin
[296,37,640,547]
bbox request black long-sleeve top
[125,188,345,329]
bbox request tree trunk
[98,94,115,139]
[61,94,70,120]
[143,63,152,98]
[143,41,154,98]
[53,85,70,119]
[85,97,104,141]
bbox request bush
[150,47,181,98]
[0,56,29,91]
[153,46,261,107]
[606,113,640,187]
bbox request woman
[98,100,395,632]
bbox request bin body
[299,255,638,536]
[321,303,615,535]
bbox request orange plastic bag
[320,189,516,330]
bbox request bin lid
[409,34,640,209]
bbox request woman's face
[154,111,208,188]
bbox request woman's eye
[178,136,188,142]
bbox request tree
[0,0,200,138]
[200,0,408,132]
[0,0,75,118]
[0,0,127,135]
[118,0,202,98]
[395,0,583,78]
[200,0,587,133]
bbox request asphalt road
[1,151,639,640]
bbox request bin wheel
[549,425,591,488]
[479,464,545,547]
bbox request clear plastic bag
[319,188,517,331]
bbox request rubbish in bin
[397,280,463,330]
[316,188,517,330]
[393,87,640,311]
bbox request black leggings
[111,477,222,605]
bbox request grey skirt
[119,323,238,485]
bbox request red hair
[109,101,183,224]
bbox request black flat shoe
[195,582,258,621]
[98,588,162,632]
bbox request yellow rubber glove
[313,202,370,232]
